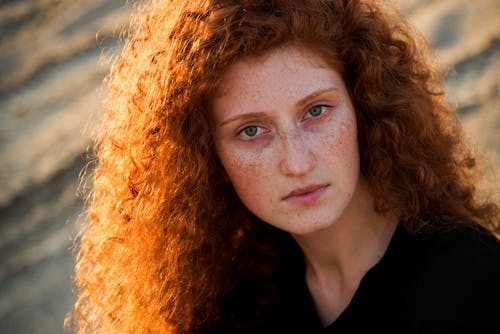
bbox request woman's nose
[278,130,316,177]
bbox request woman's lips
[282,184,330,205]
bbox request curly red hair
[68,0,498,333]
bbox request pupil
[310,106,321,116]
[244,127,258,136]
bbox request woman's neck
[291,179,398,326]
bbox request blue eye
[306,105,328,118]
[237,125,265,140]
[242,126,258,137]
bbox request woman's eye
[237,125,263,139]
[243,126,258,137]
[305,105,328,119]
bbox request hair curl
[68,0,498,333]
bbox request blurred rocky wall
[0,1,133,333]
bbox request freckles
[223,149,265,185]
[222,148,276,212]
[326,115,359,170]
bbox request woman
[68,0,499,333]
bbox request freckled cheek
[323,116,360,173]
[218,148,275,201]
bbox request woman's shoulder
[412,222,500,333]
[416,222,500,268]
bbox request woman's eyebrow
[218,111,270,127]
[295,86,338,108]
[217,86,338,127]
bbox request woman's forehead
[214,44,335,95]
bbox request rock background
[0,0,498,333]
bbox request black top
[212,223,500,333]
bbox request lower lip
[283,185,329,206]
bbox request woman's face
[212,45,361,235]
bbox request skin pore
[212,45,398,326]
